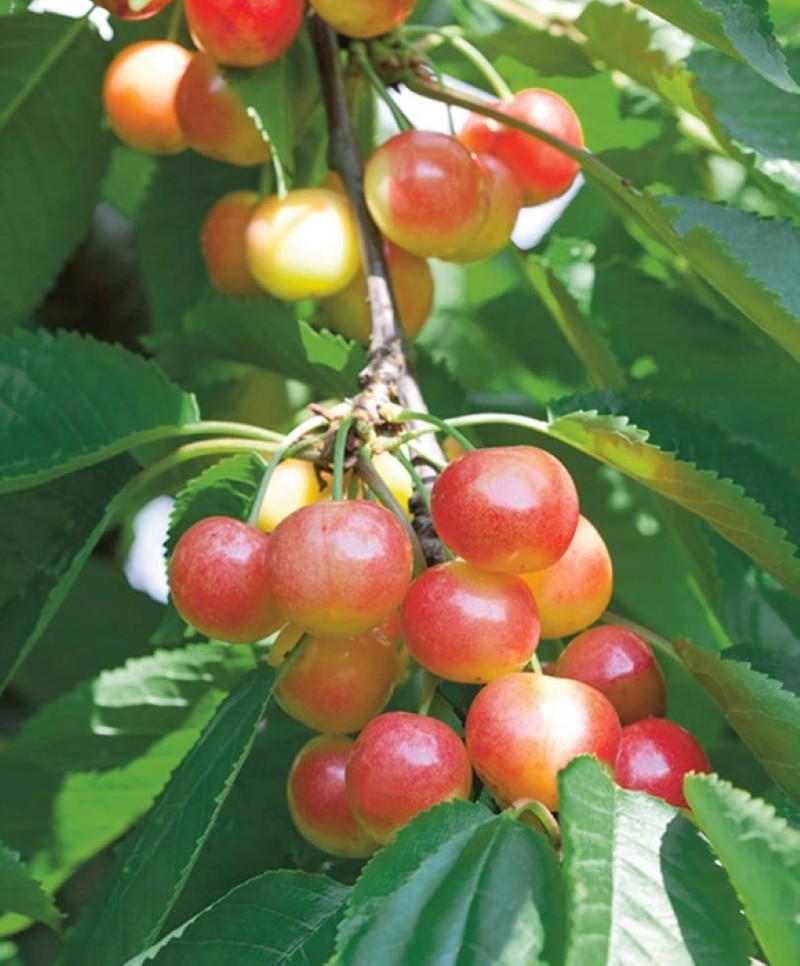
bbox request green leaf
[675,639,800,799]
[225,60,293,178]
[559,758,753,965]
[334,801,565,966]
[58,664,276,966]
[0,844,61,930]
[0,330,199,493]
[0,456,137,696]
[546,392,800,595]
[132,870,349,965]
[0,14,112,327]
[634,0,798,92]
[684,774,800,965]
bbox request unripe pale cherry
[256,458,330,533]
[265,500,414,636]
[288,735,379,858]
[553,624,667,724]
[446,154,522,263]
[308,0,416,39]
[465,672,621,811]
[364,131,490,259]
[519,515,613,639]
[185,0,304,68]
[275,629,399,734]
[169,516,284,643]
[346,712,473,844]
[430,446,580,573]
[615,718,711,809]
[201,191,264,298]
[401,560,540,683]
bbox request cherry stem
[510,800,562,850]
[351,43,414,132]
[407,26,513,101]
[165,0,184,43]
[393,409,476,452]
[332,413,356,501]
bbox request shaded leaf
[0,844,61,930]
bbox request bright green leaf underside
[0,844,61,931]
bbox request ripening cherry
[446,154,522,263]
[519,515,613,639]
[553,625,667,724]
[460,89,584,206]
[185,0,304,68]
[614,718,711,809]
[266,500,414,636]
[201,191,264,297]
[430,446,580,573]
[346,712,473,844]
[364,131,490,259]
[169,516,284,643]
[102,41,192,155]
[175,54,272,167]
[288,735,379,858]
[465,672,621,811]
[245,188,361,301]
[94,0,172,20]
[309,0,416,39]
[256,459,330,533]
[275,629,399,734]
[401,560,540,683]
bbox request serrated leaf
[546,392,800,595]
[0,14,112,327]
[334,801,565,966]
[675,639,800,799]
[58,664,276,966]
[684,774,800,965]
[0,330,199,493]
[559,758,753,965]
[0,456,137,696]
[634,0,797,92]
[0,844,61,930]
[131,870,349,965]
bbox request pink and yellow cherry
[430,446,580,573]
[519,515,613,639]
[256,459,330,533]
[553,625,667,724]
[168,516,283,643]
[265,500,413,636]
[201,191,264,297]
[614,718,711,809]
[175,54,272,167]
[245,188,361,301]
[364,131,489,259]
[401,560,540,683]
[275,629,399,734]
[94,0,172,20]
[460,89,584,206]
[309,0,416,39]
[102,41,192,155]
[288,735,379,858]
[185,0,304,68]
[321,239,434,343]
[447,154,522,263]
[465,672,621,811]
[346,712,473,844]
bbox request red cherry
[446,154,522,263]
[185,0,305,68]
[201,191,264,297]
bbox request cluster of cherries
[169,445,711,858]
[97,0,584,344]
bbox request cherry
[430,446,580,573]
[447,154,522,263]
[308,0,416,39]
[553,625,667,724]
[256,458,330,533]
[168,516,284,643]
[94,0,172,20]
[346,712,473,844]
[615,718,711,809]
[519,514,613,639]
[102,41,191,155]
[401,560,540,683]
[175,54,272,167]
[465,672,621,811]
[364,131,489,259]
[265,500,414,636]
[287,735,379,858]
[184,0,304,68]
[275,629,399,734]
[201,191,264,298]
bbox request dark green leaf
[335,801,565,966]
[0,330,199,492]
[225,60,292,178]
[685,774,800,965]
[133,870,349,965]
[58,664,276,966]
[559,757,752,965]
[0,844,61,930]
[0,14,111,327]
